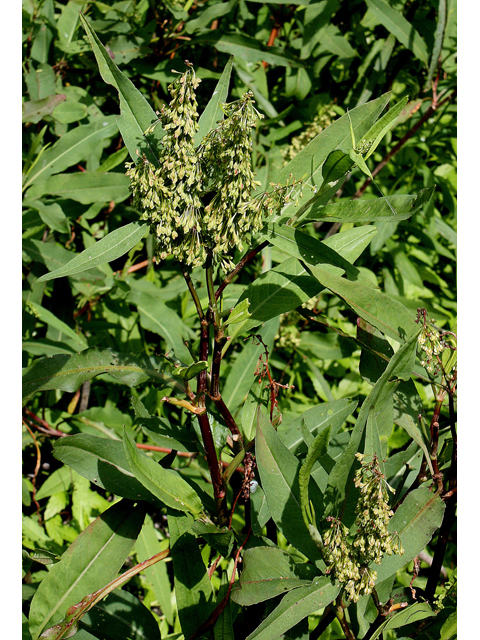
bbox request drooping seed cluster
[416,321,446,375]
[323,453,403,603]
[126,64,295,271]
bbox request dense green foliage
[23,1,456,639]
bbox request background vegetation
[22,1,457,639]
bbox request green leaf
[22,95,66,124]
[186,1,238,34]
[191,520,235,557]
[22,348,183,403]
[281,398,358,455]
[321,149,354,184]
[167,511,215,639]
[123,429,204,516]
[222,318,279,413]
[325,333,419,520]
[81,589,161,640]
[365,0,429,65]
[314,23,357,59]
[37,222,149,282]
[35,466,74,501]
[25,301,88,351]
[279,93,391,210]
[79,13,163,165]
[132,400,195,453]
[197,32,303,68]
[195,56,234,146]
[25,171,130,205]
[246,578,340,640]
[28,200,71,234]
[28,499,146,639]
[308,265,419,343]
[255,407,322,563]
[257,223,360,277]
[23,239,106,283]
[23,118,118,189]
[231,547,314,606]
[229,224,376,343]
[301,188,434,224]
[375,484,445,583]
[368,602,436,640]
[228,257,322,342]
[299,425,332,527]
[134,515,174,625]
[362,96,409,160]
[127,288,194,363]
[53,434,160,503]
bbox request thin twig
[22,419,42,520]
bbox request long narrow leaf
[301,187,434,224]
[123,429,204,516]
[365,0,429,65]
[22,348,184,403]
[79,13,162,165]
[308,265,419,343]
[28,500,146,639]
[246,578,340,640]
[37,222,149,282]
[195,56,233,146]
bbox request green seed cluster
[323,453,403,603]
[417,322,446,375]
[126,64,292,271]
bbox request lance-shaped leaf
[134,515,174,626]
[167,511,215,639]
[39,550,168,640]
[127,288,194,363]
[123,429,204,516]
[246,578,340,640]
[299,426,332,528]
[257,223,360,277]
[279,93,391,212]
[195,56,233,146]
[23,117,118,189]
[229,225,376,343]
[37,222,149,282]
[28,499,146,639]
[367,601,435,640]
[22,348,183,403]
[228,257,322,343]
[22,94,66,124]
[309,264,419,344]
[255,407,323,563]
[196,32,303,68]
[365,0,429,65]
[231,547,316,606]
[324,333,419,521]
[362,96,409,160]
[25,171,130,205]
[81,590,161,640]
[53,434,161,503]
[25,301,88,352]
[282,398,358,455]
[79,13,163,164]
[301,187,434,224]
[376,484,445,584]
